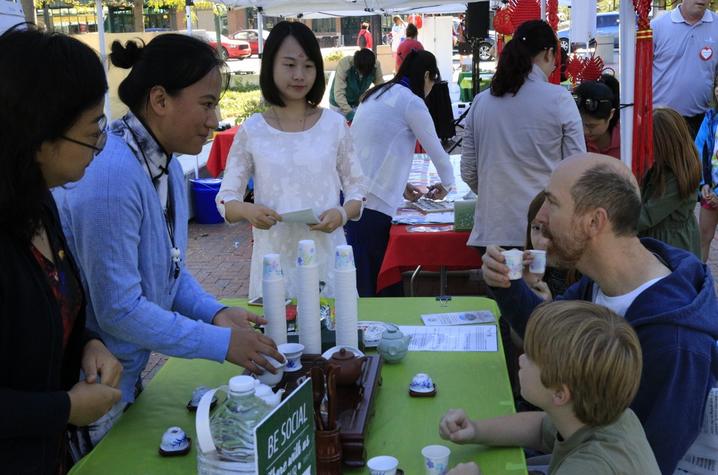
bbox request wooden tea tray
[273,354,383,468]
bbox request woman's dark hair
[110,33,227,114]
[0,27,107,244]
[260,21,325,107]
[362,49,440,102]
[525,190,546,250]
[491,20,557,97]
[353,48,376,76]
[574,74,620,132]
[406,23,418,39]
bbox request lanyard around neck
[124,120,180,280]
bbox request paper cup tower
[261,253,287,345]
[334,245,358,348]
[296,240,322,354]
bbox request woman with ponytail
[574,74,621,159]
[53,33,283,450]
[461,20,585,250]
[348,50,455,296]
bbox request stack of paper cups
[334,245,358,348]
[296,240,322,354]
[262,254,287,346]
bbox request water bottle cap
[229,375,255,393]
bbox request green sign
[254,378,316,475]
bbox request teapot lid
[381,323,404,340]
[331,348,356,361]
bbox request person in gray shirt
[653,0,718,137]
[460,20,585,251]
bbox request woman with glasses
[574,74,620,159]
[460,20,585,252]
[0,27,122,473]
[53,33,283,453]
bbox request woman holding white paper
[216,21,366,300]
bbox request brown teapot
[327,348,367,386]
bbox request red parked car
[194,31,251,60]
[231,29,269,56]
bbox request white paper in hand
[280,209,321,225]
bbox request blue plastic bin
[190,178,224,224]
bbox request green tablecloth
[69,297,527,475]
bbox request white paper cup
[262,253,283,280]
[501,249,524,280]
[335,244,356,270]
[422,445,450,475]
[528,249,546,274]
[297,240,317,267]
[367,455,399,475]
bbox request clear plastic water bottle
[209,375,271,463]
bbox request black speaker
[465,1,490,40]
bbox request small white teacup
[254,354,286,387]
[278,343,304,372]
[528,249,546,274]
[367,455,399,475]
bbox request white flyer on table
[280,209,321,225]
[399,325,498,352]
[421,311,495,326]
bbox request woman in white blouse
[461,20,585,251]
[349,50,455,297]
[216,21,367,300]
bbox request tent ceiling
[212,0,485,16]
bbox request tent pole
[257,7,264,58]
[540,0,546,21]
[186,0,193,34]
[619,0,635,169]
[95,0,110,120]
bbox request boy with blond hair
[439,301,660,475]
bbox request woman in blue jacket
[693,77,718,262]
[53,33,283,453]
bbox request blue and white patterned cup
[262,253,283,280]
[334,244,356,271]
[421,445,450,475]
[297,240,317,267]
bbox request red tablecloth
[376,224,483,293]
[206,126,239,177]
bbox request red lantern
[408,14,423,29]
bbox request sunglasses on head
[574,95,612,113]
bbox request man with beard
[481,153,718,475]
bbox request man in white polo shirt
[652,0,718,137]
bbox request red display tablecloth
[376,224,482,293]
[206,126,239,177]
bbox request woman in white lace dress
[216,21,366,300]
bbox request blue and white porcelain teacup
[160,426,190,453]
[410,373,434,392]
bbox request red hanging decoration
[407,14,423,29]
[579,55,605,82]
[566,55,584,87]
[508,0,541,30]
[631,0,653,182]
[632,0,654,180]
[493,7,514,57]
